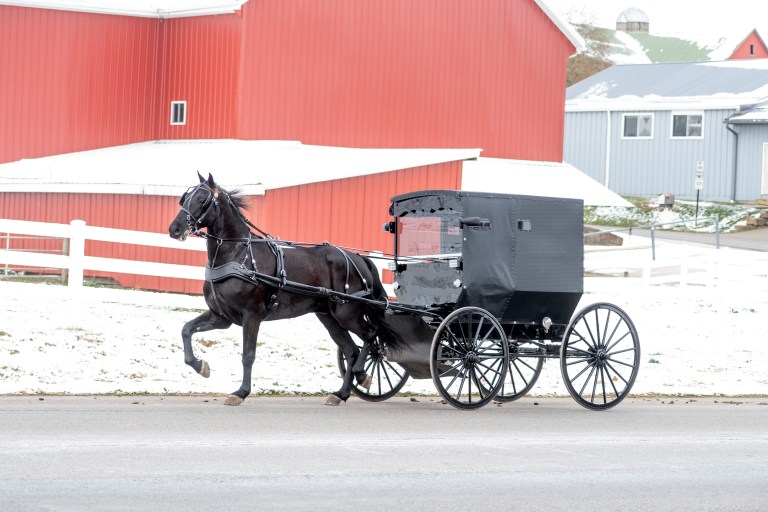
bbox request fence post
[68,220,86,289]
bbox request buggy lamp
[392,281,400,290]
[453,279,462,288]
[387,261,397,271]
[542,317,552,332]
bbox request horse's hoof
[199,360,210,378]
[361,375,372,391]
[324,394,343,406]
[224,395,243,406]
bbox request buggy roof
[389,189,582,216]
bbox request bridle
[179,183,219,235]
[179,182,276,242]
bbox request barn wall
[153,14,242,140]
[247,162,462,254]
[2,0,574,164]
[236,0,574,161]
[0,161,461,293]
[565,109,743,201]
[0,6,159,164]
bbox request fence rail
[0,219,207,289]
[584,216,721,260]
[0,218,395,296]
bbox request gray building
[564,60,768,202]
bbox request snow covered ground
[1,233,767,398]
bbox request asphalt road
[1,395,767,511]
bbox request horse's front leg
[224,314,262,406]
[181,310,232,378]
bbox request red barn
[727,29,768,60]
[0,0,588,292]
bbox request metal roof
[0,0,248,18]
[0,140,481,196]
[727,98,768,124]
[0,0,585,52]
[0,140,629,207]
[566,59,768,112]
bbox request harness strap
[334,246,371,296]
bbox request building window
[622,113,654,138]
[170,101,187,125]
[672,112,703,138]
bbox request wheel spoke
[605,360,631,386]
[603,363,622,397]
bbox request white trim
[170,101,187,126]
[670,111,705,140]
[620,112,654,140]
[532,0,586,54]
[0,0,249,18]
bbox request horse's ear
[197,171,205,183]
[207,173,215,188]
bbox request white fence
[0,218,207,289]
[0,218,395,295]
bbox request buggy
[338,190,640,410]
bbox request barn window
[622,113,653,139]
[671,112,704,138]
[750,44,755,55]
[170,101,187,125]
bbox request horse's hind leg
[181,310,231,378]
[316,312,368,406]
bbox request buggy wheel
[337,337,409,402]
[560,303,640,410]
[495,340,543,402]
[430,307,509,410]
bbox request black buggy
[339,190,640,410]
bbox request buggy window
[396,213,462,257]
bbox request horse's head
[169,172,221,241]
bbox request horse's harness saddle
[205,236,373,312]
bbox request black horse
[168,173,387,406]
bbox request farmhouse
[0,0,627,292]
[564,59,768,203]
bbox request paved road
[1,395,767,511]
[590,225,768,252]
[643,227,768,252]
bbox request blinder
[179,183,218,231]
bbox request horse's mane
[223,187,249,211]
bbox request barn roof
[0,0,585,51]
[462,158,632,207]
[566,59,768,112]
[0,0,248,18]
[0,0,582,49]
[0,140,630,207]
[727,98,768,124]
[0,140,480,196]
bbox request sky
[544,0,768,45]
